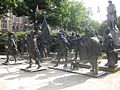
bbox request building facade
[12,16,33,32]
[0,11,33,33]
[0,17,11,33]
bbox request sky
[74,0,120,23]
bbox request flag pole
[97,6,102,24]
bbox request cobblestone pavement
[0,55,120,90]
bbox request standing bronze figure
[80,28,102,74]
[87,32,102,74]
[4,32,18,64]
[26,31,41,69]
[54,30,69,67]
[103,27,118,68]
[107,0,117,30]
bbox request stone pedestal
[49,65,107,77]
[72,59,120,72]
[20,67,46,72]
[110,29,120,46]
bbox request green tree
[0,0,15,18]
[117,16,120,30]
[12,0,64,32]
[12,0,100,33]
[67,1,86,33]
[97,20,107,36]
[87,19,100,30]
[58,1,100,33]
[46,0,70,28]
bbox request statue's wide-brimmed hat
[108,0,112,3]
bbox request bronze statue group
[2,0,119,75]
[3,26,118,75]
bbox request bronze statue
[80,27,102,74]
[54,30,69,67]
[107,0,117,30]
[103,27,118,68]
[70,28,101,75]
[79,27,90,60]
[17,35,27,54]
[36,34,47,58]
[26,31,41,69]
[73,34,81,60]
[4,32,18,63]
[69,32,80,59]
[87,31,102,74]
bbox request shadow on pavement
[37,74,90,90]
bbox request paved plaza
[0,55,120,90]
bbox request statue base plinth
[51,60,72,64]
[73,59,120,72]
[51,59,89,64]
[49,65,107,77]
[20,67,46,72]
[2,62,22,65]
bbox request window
[1,20,7,29]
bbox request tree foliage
[61,1,100,33]
[1,0,101,33]
[0,0,15,18]
[67,1,86,32]
[12,0,64,31]
[117,16,120,30]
